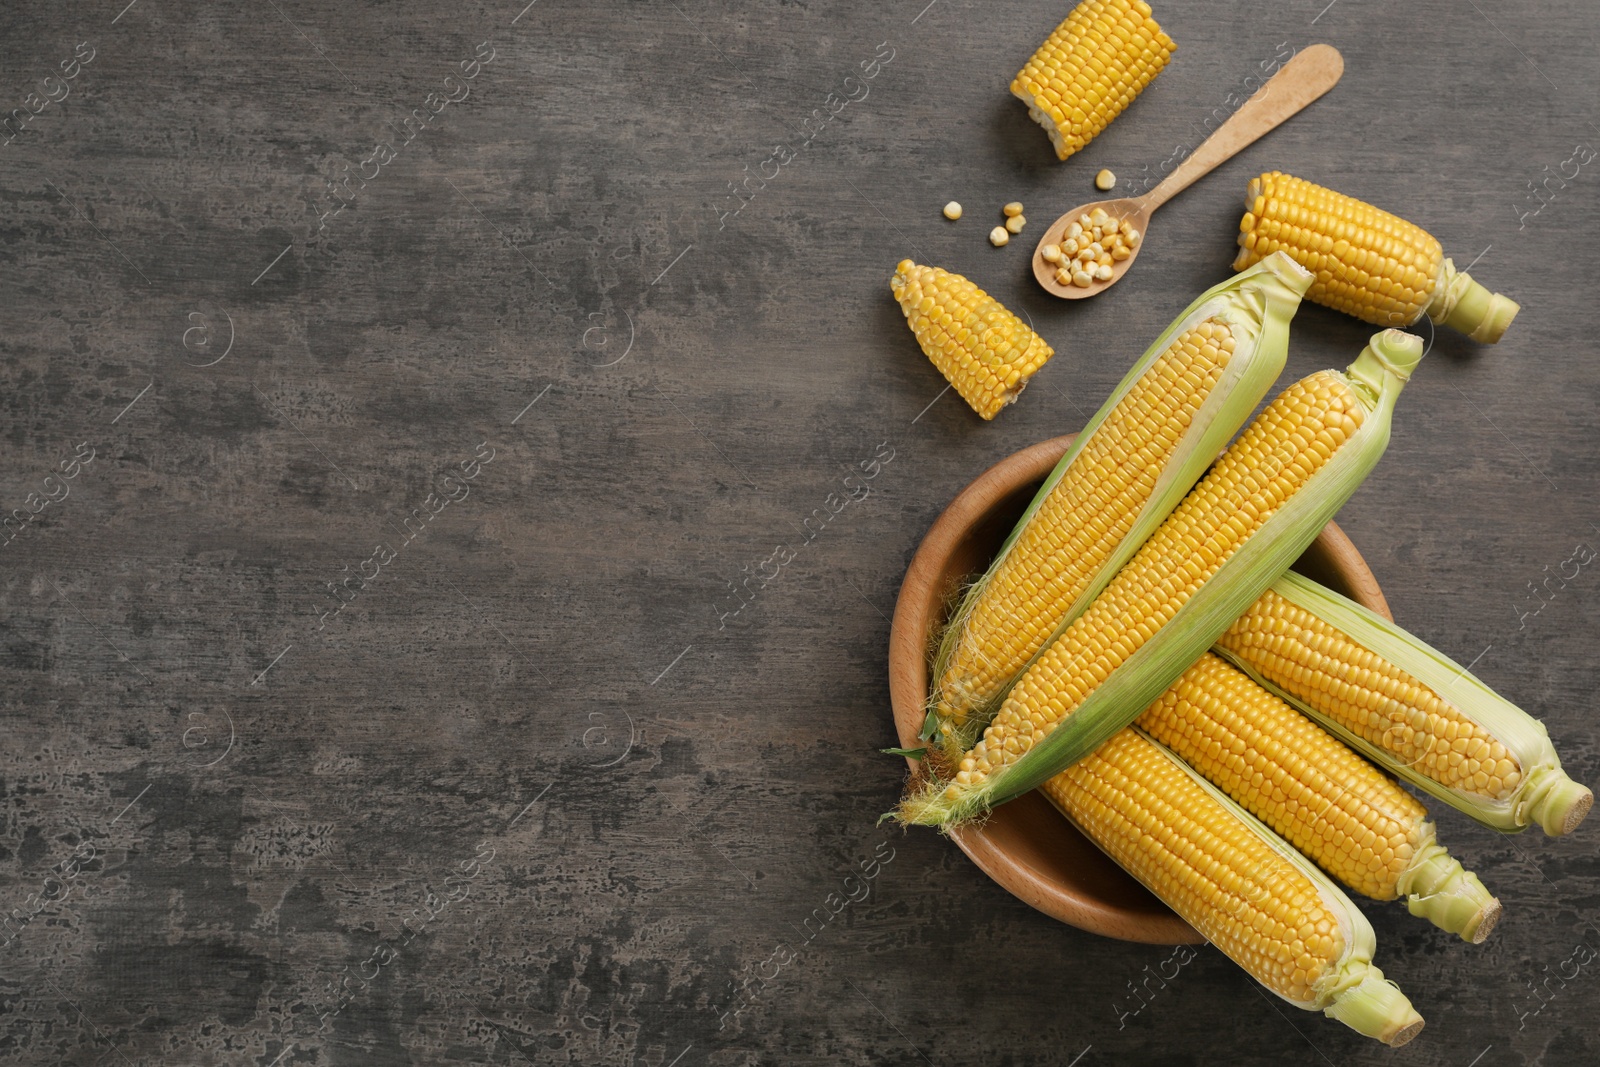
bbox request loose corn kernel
[1003,201,1024,218]
[989,226,1010,247]
[1042,243,1063,264]
[1006,214,1027,235]
[943,201,963,220]
[1095,168,1117,191]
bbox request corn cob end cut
[1324,973,1425,1048]
[1400,842,1501,944]
[890,260,1054,420]
[1523,767,1593,836]
[1010,0,1176,162]
[1430,258,1520,344]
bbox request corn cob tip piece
[1324,971,1425,1048]
[890,260,1054,420]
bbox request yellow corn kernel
[889,260,1052,419]
[1011,0,1177,162]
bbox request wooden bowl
[888,434,1394,944]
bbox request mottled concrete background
[0,1,1597,1064]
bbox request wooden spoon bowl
[887,434,1393,943]
[1030,197,1148,299]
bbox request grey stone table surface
[1,0,1597,1064]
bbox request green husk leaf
[901,330,1424,828]
[1229,569,1593,835]
[928,252,1313,759]
[881,746,927,760]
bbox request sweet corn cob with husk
[1138,653,1500,942]
[928,253,1313,757]
[1010,0,1177,162]
[1041,729,1425,1046]
[890,261,1054,419]
[1216,571,1594,835]
[1234,171,1520,343]
[900,329,1425,828]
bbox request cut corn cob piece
[928,253,1313,758]
[901,329,1425,827]
[1138,653,1500,942]
[1010,0,1177,162]
[1234,171,1519,342]
[890,260,1053,419]
[1216,571,1594,835]
[1041,729,1425,1046]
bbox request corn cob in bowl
[1235,171,1520,342]
[901,330,1426,828]
[1217,571,1593,835]
[1137,653,1499,942]
[928,252,1313,755]
[1042,729,1425,1045]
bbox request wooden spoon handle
[1141,44,1344,213]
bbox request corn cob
[929,253,1313,757]
[1041,729,1425,1046]
[1010,0,1177,163]
[890,261,1054,419]
[1216,571,1594,836]
[1234,171,1519,343]
[1138,653,1500,942]
[901,329,1425,828]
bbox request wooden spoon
[1032,43,1345,300]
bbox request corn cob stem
[1217,571,1593,835]
[1138,653,1500,942]
[900,330,1425,828]
[929,253,1313,757]
[1042,729,1425,1046]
